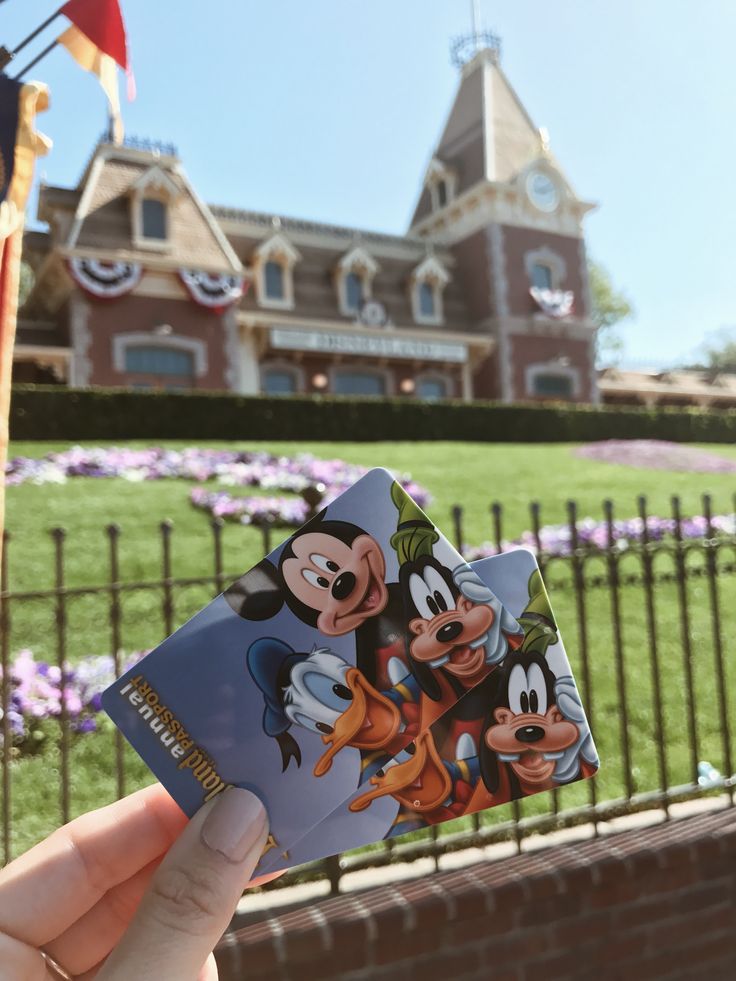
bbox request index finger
[0,783,187,947]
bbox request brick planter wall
[215,809,736,981]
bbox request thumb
[98,788,268,981]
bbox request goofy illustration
[470,571,599,808]
[391,481,523,715]
[345,570,598,829]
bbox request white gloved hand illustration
[452,565,522,666]
[553,675,599,784]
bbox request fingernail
[201,788,267,864]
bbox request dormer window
[345,272,363,312]
[253,231,300,310]
[335,246,379,317]
[425,158,457,214]
[141,198,167,241]
[418,282,436,318]
[129,165,179,251]
[410,254,450,326]
[264,260,285,301]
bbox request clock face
[359,299,388,327]
[526,171,560,213]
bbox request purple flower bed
[575,440,736,474]
[465,512,736,561]
[5,447,430,528]
[1,649,146,751]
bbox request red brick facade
[510,334,593,403]
[83,292,229,390]
[216,808,736,981]
[501,227,589,319]
[20,47,601,404]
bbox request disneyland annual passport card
[102,468,599,870]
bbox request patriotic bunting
[178,269,244,311]
[530,286,574,319]
[68,257,142,298]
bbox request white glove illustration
[453,565,522,667]
[553,675,599,784]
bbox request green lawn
[4,439,736,860]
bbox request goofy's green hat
[389,480,438,565]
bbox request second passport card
[255,548,599,875]
[102,467,525,857]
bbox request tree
[685,326,736,373]
[18,260,34,306]
[588,259,634,365]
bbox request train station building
[17,38,604,403]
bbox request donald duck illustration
[246,638,422,780]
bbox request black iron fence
[2,494,735,897]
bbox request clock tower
[409,32,599,403]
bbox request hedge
[9,384,736,443]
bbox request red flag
[60,0,129,70]
[58,0,133,143]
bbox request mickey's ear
[223,560,284,621]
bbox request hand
[0,785,272,980]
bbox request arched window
[264,261,285,300]
[531,263,553,291]
[410,255,449,325]
[524,248,566,291]
[254,232,301,310]
[335,247,379,316]
[345,271,363,313]
[418,282,436,318]
[425,158,456,212]
[129,165,179,250]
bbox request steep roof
[58,142,241,274]
[410,47,569,227]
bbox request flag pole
[0,8,62,70]
[13,39,59,79]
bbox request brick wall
[80,291,229,390]
[215,809,736,981]
[509,333,593,403]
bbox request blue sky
[4,0,735,366]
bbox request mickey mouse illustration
[226,512,389,635]
[225,510,411,691]
[247,637,420,777]
[390,482,524,711]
